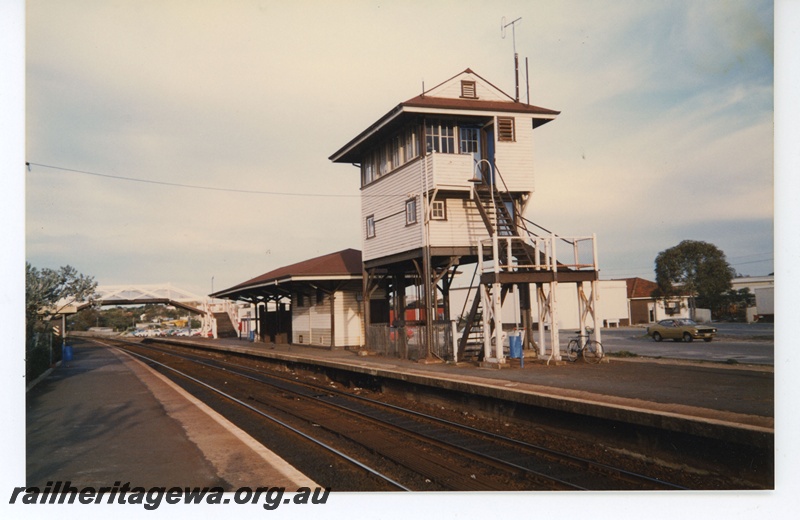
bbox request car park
[646,319,717,342]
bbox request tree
[69,307,102,331]
[654,240,735,318]
[26,263,98,339]
[719,287,756,321]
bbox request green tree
[26,263,98,338]
[69,307,101,331]
[720,287,756,321]
[654,240,735,318]
[101,307,136,331]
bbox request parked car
[646,319,717,342]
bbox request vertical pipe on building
[422,118,436,361]
[525,57,530,105]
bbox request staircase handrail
[471,160,598,274]
[200,299,214,337]
[223,299,241,334]
[488,162,524,235]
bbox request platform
[154,335,774,449]
[26,343,317,489]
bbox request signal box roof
[329,68,559,164]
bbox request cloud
[25,0,775,294]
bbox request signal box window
[431,200,446,220]
[405,198,418,225]
[366,215,376,238]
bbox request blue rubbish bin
[248,331,255,342]
[62,344,73,362]
[509,334,522,366]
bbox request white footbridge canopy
[92,284,207,313]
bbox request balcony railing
[477,234,599,275]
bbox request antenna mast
[501,16,522,102]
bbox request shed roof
[212,249,362,301]
[622,277,660,299]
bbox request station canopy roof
[211,249,363,303]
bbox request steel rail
[119,346,411,491]
[133,340,687,490]
[128,341,580,489]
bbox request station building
[211,249,367,349]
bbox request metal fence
[366,322,455,362]
[26,331,56,381]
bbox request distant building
[450,279,629,332]
[620,278,692,324]
[731,275,774,322]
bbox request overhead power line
[26,162,370,199]
[731,258,773,266]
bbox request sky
[20,0,777,298]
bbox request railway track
[98,338,687,491]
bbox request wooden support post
[399,274,407,357]
[362,267,371,330]
[536,283,548,358]
[519,282,535,352]
[481,284,492,361]
[549,280,560,360]
[422,249,437,362]
[329,291,336,349]
[591,280,601,344]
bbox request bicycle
[566,328,604,364]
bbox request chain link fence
[365,322,455,362]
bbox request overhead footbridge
[43,284,227,339]
[86,284,208,314]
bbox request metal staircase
[458,161,601,365]
[212,312,238,338]
[459,169,537,361]
[469,173,544,267]
[457,284,511,362]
